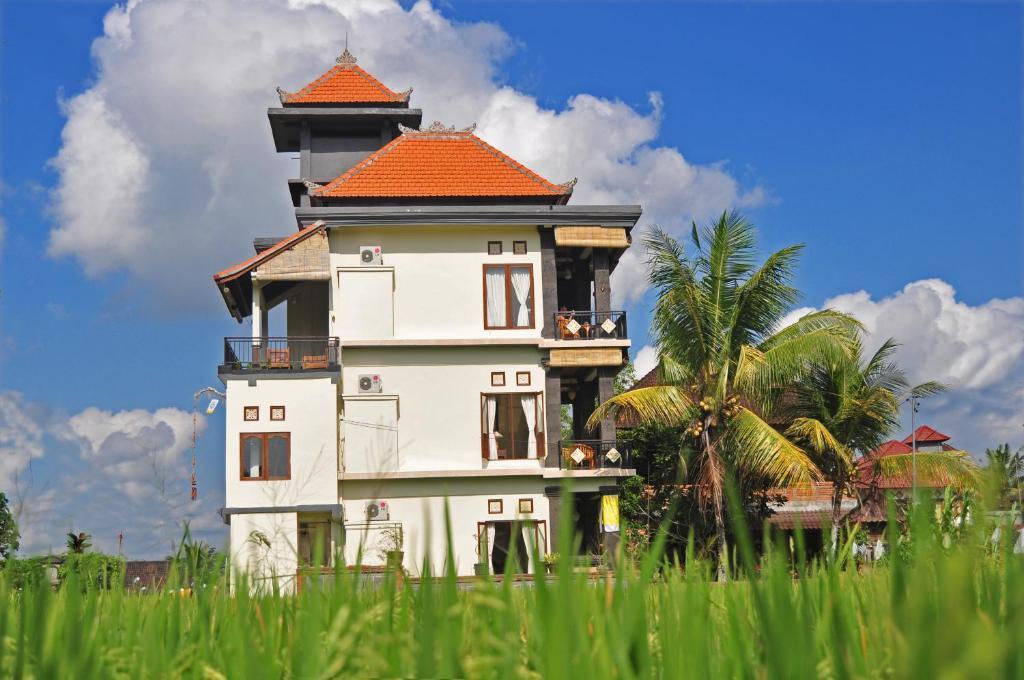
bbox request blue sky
[0,0,1021,557]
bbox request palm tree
[785,338,975,554]
[984,443,1024,508]
[588,212,859,580]
[66,531,92,554]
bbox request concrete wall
[224,376,339,509]
[341,346,547,473]
[340,477,553,576]
[328,225,544,340]
[228,511,298,592]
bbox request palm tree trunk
[829,476,844,559]
[714,505,728,582]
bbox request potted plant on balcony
[542,552,560,574]
[377,525,404,570]
[473,562,489,576]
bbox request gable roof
[213,221,326,285]
[278,49,411,106]
[901,425,950,444]
[310,122,574,203]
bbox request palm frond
[909,381,947,399]
[875,451,978,490]
[728,243,803,348]
[785,417,853,463]
[587,386,695,431]
[729,407,820,485]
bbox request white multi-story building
[212,49,642,586]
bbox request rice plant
[1,496,1021,679]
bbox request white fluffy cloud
[0,393,220,557]
[798,279,1024,455]
[633,344,659,380]
[47,0,760,312]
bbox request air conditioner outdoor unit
[365,500,389,521]
[359,245,382,266]
[358,374,383,394]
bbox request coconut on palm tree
[588,211,859,580]
[784,338,975,554]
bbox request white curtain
[486,524,496,569]
[486,268,507,327]
[486,396,498,460]
[510,267,531,327]
[520,523,535,572]
[520,394,537,458]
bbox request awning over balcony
[213,220,329,321]
[554,226,630,249]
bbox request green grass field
[2,507,1021,679]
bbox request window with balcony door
[240,432,291,480]
[480,392,545,459]
[483,264,534,329]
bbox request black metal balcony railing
[553,310,627,340]
[220,337,340,374]
[557,440,632,470]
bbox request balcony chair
[267,348,291,369]
[301,353,329,370]
[556,314,580,340]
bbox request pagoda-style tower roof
[307,122,576,205]
[277,48,411,107]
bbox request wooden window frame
[488,499,504,514]
[270,405,286,421]
[479,391,546,460]
[513,240,527,255]
[490,371,506,387]
[518,498,534,514]
[482,263,536,330]
[243,406,259,422]
[515,371,531,386]
[239,432,291,481]
[487,240,503,255]
[476,519,548,557]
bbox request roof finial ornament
[302,179,324,193]
[559,177,578,193]
[275,86,291,104]
[337,34,357,67]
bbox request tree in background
[66,531,92,554]
[590,212,859,580]
[785,337,975,554]
[0,492,19,562]
[984,443,1024,509]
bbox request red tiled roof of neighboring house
[311,124,574,202]
[768,509,852,530]
[873,439,913,456]
[124,560,171,590]
[278,49,410,106]
[212,221,326,284]
[855,433,959,490]
[901,425,950,445]
[769,483,842,503]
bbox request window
[483,264,534,329]
[516,371,531,386]
[270,406,286,421]
[244,406,259,421]
[518,498,534,514]
[490,371,506,387]
[488,499,504,514]
[240,433,291,480]
[480,392,545,460]
[298,518,332,567]
[513,240,527,255]
[487,241,503,255]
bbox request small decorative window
[490,371,506,387]
[516,371,531,386]
[487,241,503,255]
[270,406,286,421]
[240,433,291,481]
[518,498,534,514]
[513,241,527,255]
[488,499,504,514]
[244,406,259,422]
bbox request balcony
[553,310,627,341]
[557,440,633,470]
[220,337,340,374]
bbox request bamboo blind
[253,231,330,282]
[548,348,625,368]
[553,226,630,249]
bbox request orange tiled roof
[311,122,574,202]
[278,49,410,106]
[901,425,950,445]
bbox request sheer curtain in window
[486,396,498,460]
[486,268,507,327]
[510,266,532,327]
[520,394,537,458]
